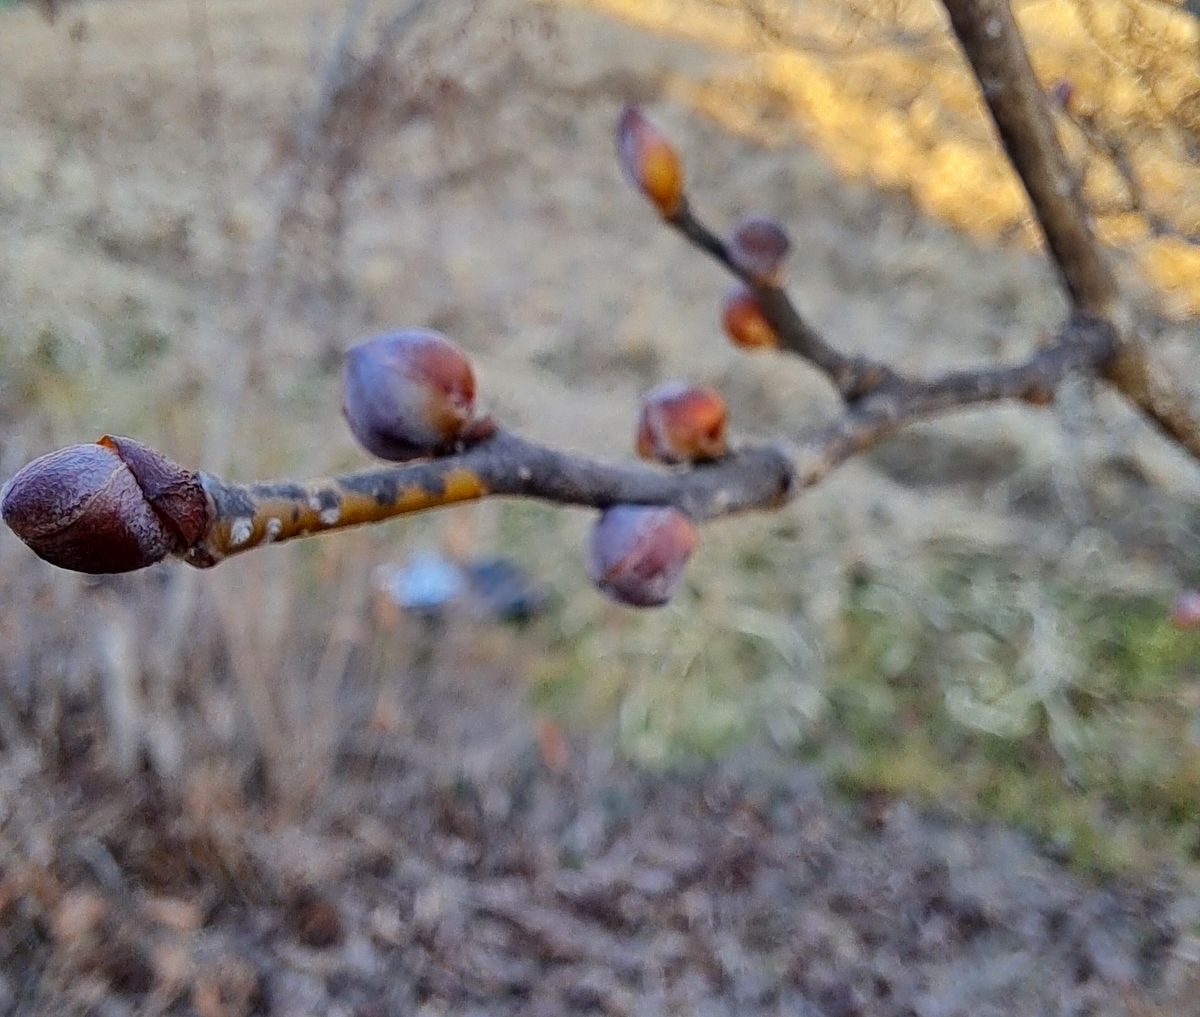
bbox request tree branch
[669,203,897,400]
[6,6,1199,591]
[939,0,1200,462]
[939,0,1119,318]
[185,315,1112,566]
[793,314,1115,487]
[0,318,1117,578]
[186,429,795,566]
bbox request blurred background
[3,0,1200,1013]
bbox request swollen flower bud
[636,381,727,465]
[342,328,480,462]
[728,214,790,284]
[721,285,779,350]
[585,505,698,608]
[616,104,684,217]
[1,436,208,574]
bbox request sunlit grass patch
[571,0,1200,314]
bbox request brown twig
[940,0,1118,318]
[1068,110,1200,249]
[186,429,795,566]
[669,203,897,399]
[793,314,1115,488]
[732,0,947,60]
[180,314,1112,567]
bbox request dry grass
[3,0,1200,1010]
[580,0,1200,314]
[0,0,1198,847]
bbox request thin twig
[733,0,947,61]
[1068,110,1200,248]
[669,203,898,399]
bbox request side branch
[670,204,896,400]
[940,0,1118,317]
[794,314,1116,487]
[0,321,1117,578]
[188,428,795,566]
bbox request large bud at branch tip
[721,284,779,350]
[616,104,684,218]
[728,214,790,284]
[586,505,698,608]
[636,380,727,465]
[342,328,487,462]
[1,436,208,574]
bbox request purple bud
[728,214,791,283]
[1171,590,1200,629]
[586,505,698,607]
[342,328,478,462]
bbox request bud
[728,214,790,283]
[636,380,727,464]
[721,285,779,350]
[585,505,698,607]
[342,328,480,462]
[1,437,208,574]
[616,104,684,217]
[1171,590,1200,629]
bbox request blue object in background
[377,550,548,623]
[379,550,467,617]
[463,555,549,623]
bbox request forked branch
[939,0,1200,460]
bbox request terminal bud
[1,437,207,574]
[616,104,684,217]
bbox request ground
[2,0,1200,1014]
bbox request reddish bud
[342,328,480,462]
[721,285,779,350]
[1171,590,1200,629]
[728,214,790,283]
[636,380,727,464]
[586,505,698,608]
[1,437,208,574]
[616,104,684,217]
